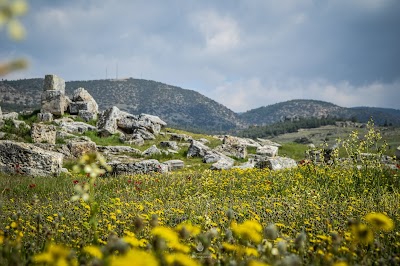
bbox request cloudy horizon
[1,0,399,112]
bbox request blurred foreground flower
[365,212,394,232]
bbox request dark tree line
[236,116,342,139]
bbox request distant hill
[0,78,244,133]
[239,99,400,126]
[1,79,399,133]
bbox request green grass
[278,143,309,161]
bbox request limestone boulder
[120,133,145,146]
[3,112,19,120]
[396,146,400,160]
[160,141,179,151]
[136,128,156,140]
[97,145,141,155]
[256,138,282,147]
[142,145,161,157]
[163,160,185,171]
[137,114,167,135]
[187,140,211,158]
[41,90,66,116]
[37,112,53,122]
[108,159,168,175]
[169,133,192,142]
[58,121,97,134]
[0,140,63,176]
[256,145,279,157]
[210,156,235,170]
[255,156,297,171]
[43,74,65,92]
[67,138,97,158]
[97,106,121,137]
[69,87,99,121]
[215,144,247,159]
[31,123,57,144]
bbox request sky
[1,0,400,112]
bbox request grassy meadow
[0,121,399,265]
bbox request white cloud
[192,10,241,53]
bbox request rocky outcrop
[215,144,247,159]
[187,140,211,158]
[255,156,297,171]
[256,145,279,157]
[163,160,184,171]
[160,141,179,151]
[169,133,192,142]
[97,106,166,141]
[41,74,67,116]
[57,121,97,134]
[0,140,63,176]
[142,145,161,157]
[31,123,57,144]
[210,156,235,170]
[69,87,99,121]
[97,106,121,137]
[67,138,97,158]
[108,159,168,175]
[37,112,53,122]
[97,145,141,155]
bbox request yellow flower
[231,220,263,243]
[110,249,158,266]
[332,261,348,266]
[245,247,259,257]
[83,245,103,259]
[351,223,374,245]
[33,243,76,265]
[176,223,201,237]
[365,212,394,232]
[165,253,200,266]
[248,260,271,266]
[152,226,190,253]
[222,242,240,252]
[152,226,179,244]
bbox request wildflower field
[1,126,399,265]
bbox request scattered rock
[256,145,279,157]
[2,112,19,120]
[97,106,121,137]
[396,146,400,160]
[97,145,141,155]
[187,140,211,158]
[210,156,235,170]
[256,138,282,147]
[169,133,192,142]
[67,138,97,158]
[232,162,255,170]
[120,133,145,146]
[31,123,57,144]
[108,159,167,175]
[163,160,185,171]
[160,141,179,151]
[43,74,65,92]
[0,140,63,176]
[255,156,297,171]
[142,145,161,157]
[58,121,97,134]
[69,87,99,121]
[215,144,247,159]
[37,112,53,122]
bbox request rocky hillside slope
[0,78,244,133]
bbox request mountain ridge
[1,78,399,131]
